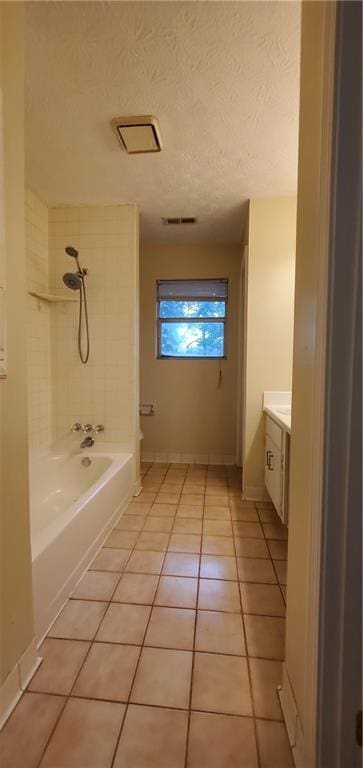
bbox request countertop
[262,391,291,434]
[263,404,291,434]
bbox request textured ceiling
[25,1,301,244]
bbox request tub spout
[81,435,94,449]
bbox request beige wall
[284,0,333,748]
[140,245,241,462]
[0,3,35,685]
[243,197,296,497]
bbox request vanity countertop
[263,391,291,435]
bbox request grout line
[231,500,262,768]
[183,471,204,768]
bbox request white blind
[157,279,228,300]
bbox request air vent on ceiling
[162,217,197,225]
[111,115,162,154]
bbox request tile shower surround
[26,194,138,451]
[0,463,293,768]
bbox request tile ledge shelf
[28,291,78,303]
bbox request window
[157,279,228,359]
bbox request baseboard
[0,638,41,731]
[141,452,237,466]
[243,485,270,501]
[278,663,306,767]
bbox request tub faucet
[81,435,94,449]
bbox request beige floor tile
[249,658,283,720]
[145,607,195,650]
[256,719,294,768]
[104,529,139,549]
[90,547,131,572]
[40,697,124,768]
[257,508,279,523]
[28,639,90,695]
[195,610,245,655]
[130,647,192,709]
[114,704,188,768]
[202,536,235,556]
[135,531,169,551]
[198,579,240,612]
[192,653,252,716]
[72,570,120,600]
[183,483,205,494]
[200,554,237,581]
[281,585,287,601]
[244,615,286,660]
[127,502,152,515]
[204,496,230,508]
[155,491,181,504]
[72,642,140,701]
[237,557,277,584]
[168,533,201,553]
[115,515,145,531]
[176,505,203,518]
[173,517,203,534]
[180,493,204,506]
[0,692,65,768]
[138,482,161,493]
[205,485,228,495]
[263,522,288,540]
[155,576,198,608]
[125,550,165,574]
[231,507,260,522]
[136,490,157,502]
[241,583,286,617]
[48,599,107,640]
[274,560,287,585]
[204,506,231,520]
[162,552,200,577]
[142,516,174,532]
[112,573,159,605]
[203,519,233,537]
[267,540,288,560]
[233,521,264,539]
[187,711,258,768]
[96,603,151,644]
[149,503,177,516]
[235,538,269,558]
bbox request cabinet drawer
[266,415,283,449]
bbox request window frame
[156,278,228,360]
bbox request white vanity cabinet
[264,415,290,525]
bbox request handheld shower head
[65,246,79,259]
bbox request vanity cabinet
[265,416,290,525]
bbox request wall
[283,2,337,763]
[0,2,35,689]
[243,197,296,498]
[49,205,139,468]
[140,244,241,463]
[26,190,52,452]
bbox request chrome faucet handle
[93,424,105,433]
[71,423,82,433]
[83,424,93,433]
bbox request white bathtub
[31,447,134,639]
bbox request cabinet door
[265,435,283,514]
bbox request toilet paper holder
[139,404,155,416]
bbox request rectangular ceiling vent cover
[111,115,162,154]
[163,217,197,225]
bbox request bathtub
[31,447,134,639]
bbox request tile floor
[0,462,293,768]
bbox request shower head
[65,246,79,259]
[63,272,82,290]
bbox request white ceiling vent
[111,115,162,154]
